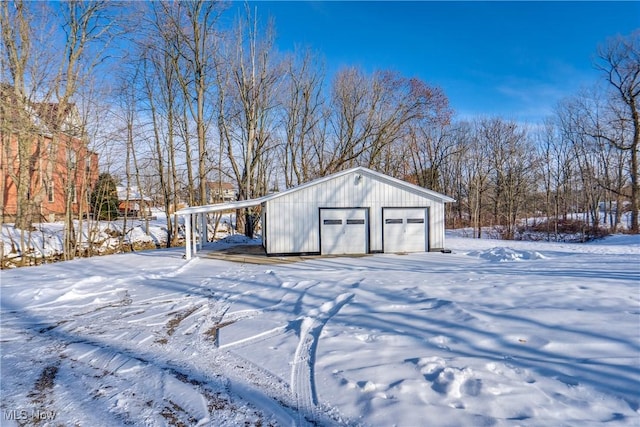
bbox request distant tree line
[2,1,638,262]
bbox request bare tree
[323,67,369,173]
[461,121,494,238]
[480,118,534,239]
[595,31,640,233]
[441,122,473,229]
[2,1,114,261]
[556,93,607,231]
[171,1,223,208]
[220,7,281,236]
[536,118,574,240]
[140,42,179,247]
[1,1,37,232]
[53,1,114,260]
[406,102,454,192]
[279,48,325,187]
[324,68,450,178]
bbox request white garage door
[383,208,428,253]
[320,208,368,255]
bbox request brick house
[1,84,99,223]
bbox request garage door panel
[320,209,368,255]
[383,216,405,253]
[383,208,427,253]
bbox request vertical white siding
[430,203,446,250]
[265,170,448,254]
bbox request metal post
[185,214,192,260]
[192,214,198,257]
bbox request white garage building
[179,167,454,259]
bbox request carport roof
[176,196,270,216]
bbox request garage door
[320,208,368,255]
[383,208,428,253]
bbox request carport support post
[185,213,192,260]
[192,214,198,256]
[196,213,201,251]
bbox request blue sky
[240,1,639,123]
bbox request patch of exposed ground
[156,306,200,344]
[28,365,59,405]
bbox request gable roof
[267,166,456,204]
[206,181,236,191]
[33,102,82,136]
[177,167,454,216]
[0,84,83,137]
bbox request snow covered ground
[1,232,639,426]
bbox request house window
[85,156,91,174]
[47,181,54,203]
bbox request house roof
[206,181,235,191]
[177,167,455,216]
[0,84,83,137]
[33,102,82,136]
[117,186,153,202]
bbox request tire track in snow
[62,341,234,425]
[291,292,354,425]
[220,280,318,349]
[213,349,301,426]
